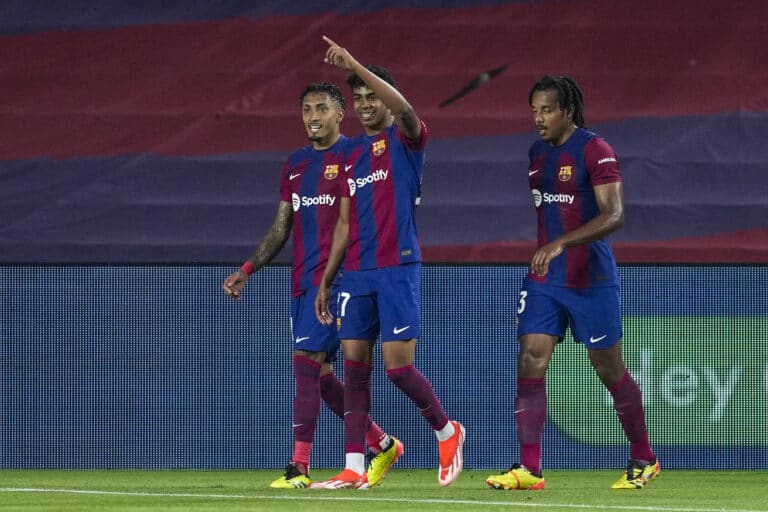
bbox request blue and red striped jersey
[279,136,346,296]
[341,121,427,271]
[527,127,621,288]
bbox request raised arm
[322,35,421,140]
[222,201,293,299]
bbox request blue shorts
[337,263,421,342]
[290,285,340,361]
[516,278,623,348]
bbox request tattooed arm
[222,201,293,299]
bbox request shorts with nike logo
[516,278,622,348]
[291,284,340,361]
[337,263,421,342]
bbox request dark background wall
[1,0,766,263]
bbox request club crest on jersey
[372,139,387,156]
[324,164,339,180]
[558,165,573,182]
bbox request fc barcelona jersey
[526,127,621,288]
[341,121,427,271]
[279,136,346,296]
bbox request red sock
[516,378,546,475]
[319,372,345,418]
[344,360,372,454]
[386,365,449,430]
[291,442,311,472]
[366,422,387,454]
[609,371,655,462]
[321,372,386,453]
[291,355,322,468]
[292,355,322,444]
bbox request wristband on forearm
[240,261,255,276]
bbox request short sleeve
[585,136,621,186]
[396,119,428,151]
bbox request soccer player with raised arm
[485,75,659,491]
[312,37,465,490]
[222,82,402,489]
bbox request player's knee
[518,351,549,378]
[590,359,625,386]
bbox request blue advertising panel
[1,265,766,469]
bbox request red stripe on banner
[1,0,766,158]
[422,228,768,264]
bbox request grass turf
[0,469,765,512]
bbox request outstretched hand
[323,35,360,72]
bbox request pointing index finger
[322,35,338,47]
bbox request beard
[306,125,324,142]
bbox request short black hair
[300,82,345,110]
[346,64,395,90]
[529,75,586,128]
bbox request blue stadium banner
[1,265,766,469]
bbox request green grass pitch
[1,469,765,512]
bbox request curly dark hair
[346,64,395,90]
[300,82,345,110]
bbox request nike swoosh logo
[344,164,353,172]
[289,173,301,180]
[295,336,310,343]
[589,334,608,343]
[393,325,410,335]
[514,408,527,414]
[292,423,303,428]
[528,169,540,176]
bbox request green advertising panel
[547,316,768,446]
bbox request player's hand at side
[222,270,249,300]
[315,284,334,325]
[322,36,360,72]
[530,241,564,277]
